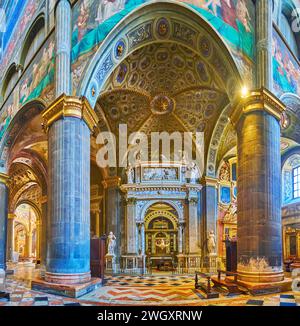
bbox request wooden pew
[195,271,219,299]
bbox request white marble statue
[107,231,116,255]
[188,162,198,183]
[207,230,216,254]
[126,165,134,184]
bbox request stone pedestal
[208,253,218,274]
[231,88,286,283]
[105,254,117,274]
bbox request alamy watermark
[95,124,205,177]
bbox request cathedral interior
[0,0,300,307]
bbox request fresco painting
[0,0,39,76]
[273,29,300,98]
[0,93,16,142]
[19,36,55,105]
[71,0,255,91]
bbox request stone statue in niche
[126,164,134,184]
[187,162,198,183]
[207,230,216,254]
[107,231,116,256]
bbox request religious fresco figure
[96,0,126,24]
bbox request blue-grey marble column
[55,0,71,95]
[46,115,91,284]
[0,173,9,271]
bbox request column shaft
[231,89,286,283]
[55,0,71,95]
[46,117,91,283]
[6,215,14,261]
[0,177,8,270]
[256,0,273,89]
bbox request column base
[31,277,102,298]
[237,278,292,296]
[237,269,284,283]
[45,271,91,284]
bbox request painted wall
[0,0,41,77]
[71,0,255,93]
[273,28,300,98]
[0,33,55,143]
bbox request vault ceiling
[97,42,229,147]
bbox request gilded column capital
[0,172,9,186]
[102,176,121,189]
[230,87,286,127]
[42,94,99,133]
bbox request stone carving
[143,167,178,181]
[126,165,134,184]
[187,162,198,183]
[107,231,116,256]
[207,230,216,254]
[223,203,237,224]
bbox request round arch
[79,1,242,108]
[0,99,46,172]
[140,199,184,222]
[144,209,179,230]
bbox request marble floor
[1,263,299,306]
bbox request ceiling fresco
[71,0,255,94]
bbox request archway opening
[13,203,39,263]
[144,202,179,273]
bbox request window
[293,166,300,198]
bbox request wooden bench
[211,269,242,294]
[195,271,219,299]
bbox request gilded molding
[230,87,286,127]
[0,172,9,186]
[42,94,99,132]
[8,213,16,220]
[102,176,121,189]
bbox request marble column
[0,173,9,270]
[42,95,98,284]
[125,198,137,254]
[102,177,121,257]
[36,220,41,262]
[6,214,15,261]
[55,0,71,95]
[231,88,285,283]
[187,197,201,254]
[200,177,218,256]
[178,223,184,254]
[40,198,47,267]
[256,0,273,90]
